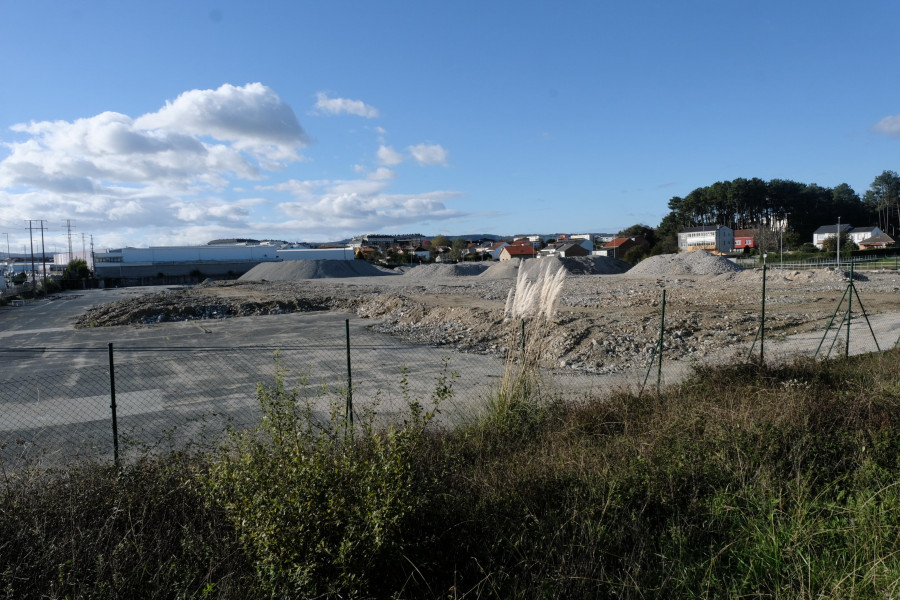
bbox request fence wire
[2,273,899,469]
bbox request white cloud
[267,176,464,235]
[0,84,311,246]
[376,144,404,166]
[313,92,379,118]
[368,167,396,180]
[408,143,448,166]
[872,115,900,138]
[136,83,308,161]
[0,83,466,248]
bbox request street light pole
[780,226,783,269]
[836,217,841,268]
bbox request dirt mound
[480,256,629,279]
[239,260,398,281]
[528,256,630,276]
[402,263,491,279]
[717,266,866,285]
[626,251,742,277]
[479,260,524,279]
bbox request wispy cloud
[408,143,448,166]
[313,92,379,118]
[872,115,900,138]
[264,176,464,235]
[376,144,404,166]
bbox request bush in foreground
[2,350,900,598]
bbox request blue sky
[2,0,900,252]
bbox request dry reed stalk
[497,260,566,407]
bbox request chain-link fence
[0,321,507,468]
[2,268,899,469]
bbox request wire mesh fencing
[2,268,899,470]
[0,322,506,469]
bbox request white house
[487,241,510,260]
[677,226,734,254]
[812,224,882,249]
[848,226,883,246]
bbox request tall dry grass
[495,260,566,414]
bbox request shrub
[206,367,448,597]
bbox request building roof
[813,224,852,235]
[502,245,537,256]
[858,232,897,246]
[604,237,635,248]
[733,229,756,238]
[558,242,588,254]
[850,226,879,234]
[489,241,509,250]
[679,225,729,233]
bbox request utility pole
[26,220,37,286]
[836,217,841,268]
[39,220,48,283]
[81,232,86,262]
[66,219,74,257]
[1,233,8,285]
[90,234,95,275]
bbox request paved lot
[0,288,505,466]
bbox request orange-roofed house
[733,229,756,251]
[499,245,537,261]
[600,236,647,258]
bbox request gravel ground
[76,254,900,376]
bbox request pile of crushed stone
[715,266,865,284]
[480,256,630,279]
[626,251,742,277]
[239,260,398,281]
[479,260,524,279]
[532,256,630,276]
[402,263,491,279]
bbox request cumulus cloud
[408,143,448,166]
[0,83,310,244]
[136,83,308,161]
[313,92,379,118]
[376,144,404,166]
[0,83,463,247]
[265,176,464,234]
[872,115,900,138]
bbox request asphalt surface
[0,288,505,467]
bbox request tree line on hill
[623,170,900,257]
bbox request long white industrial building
[93,243,354,281]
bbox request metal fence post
[845,262,853,358]
[345,319,353,424]
[760,262,767,364]
[108,342,119,465]
[657,289,666,394]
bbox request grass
[2,345,900,597]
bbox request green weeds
[2,351,900,598]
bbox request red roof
[502,245,537,256]
[604,237,633,248]
[733,229,756,238]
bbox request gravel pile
[402,263,491,279]
[480,256,630,279]
[626,251,742,277]
[480,260,525,279]
[527,256,630,276]
[239,260,398,281]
